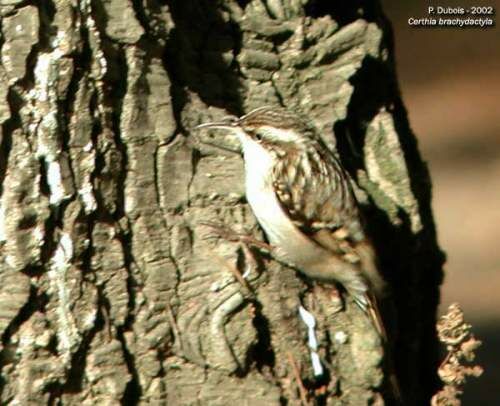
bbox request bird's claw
[199,221,273,253]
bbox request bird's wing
[271,148,387,295]
[272,148,365,246]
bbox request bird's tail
[362,292,402,405]
[364,291,388,341]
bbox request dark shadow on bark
[247,300,275,373]
[333,52,445,405]
[0,88,22,195]
[164,1,245,121]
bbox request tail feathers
[355,292,402,404]
[351,290,388,342]
[364,292,388,343]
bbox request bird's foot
[199,221,273,253]
[200,221,272,282]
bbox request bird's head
[195,107,316,152]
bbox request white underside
[238,133,293,246]
[237,133,368,296]
[237,133,332,273]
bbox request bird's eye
[254,131,263,141]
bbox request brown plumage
[196,106,400,402]
[197,106,387,318]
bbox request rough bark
[0,1,444,405]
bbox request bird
[196,106,388,332]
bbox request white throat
[237,134,289,245]
[237,134,317,266]
[236,132,346,282]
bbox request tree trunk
[0,1,444,405]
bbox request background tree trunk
[0,1,444,404]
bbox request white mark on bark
[34,112,68,206]
[50,30,66,50]
[298,306,318,349]
[81,0,108,79]
[298,305,324,376]
[310,351,323,376]
[83,141,93,152]
[79,183,97,214]
[32,225,45,248]
[48,233,79,362]
[334,330,348,344]
[46,161,65,205]
[33,53,52,103]
[30,50,72,206]
[242,266,251,279]
[82,310,97,330]
[78,147,98,213]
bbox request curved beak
[192,117,242,154]
[194,122,235,131]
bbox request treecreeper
[196,106,400,399]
